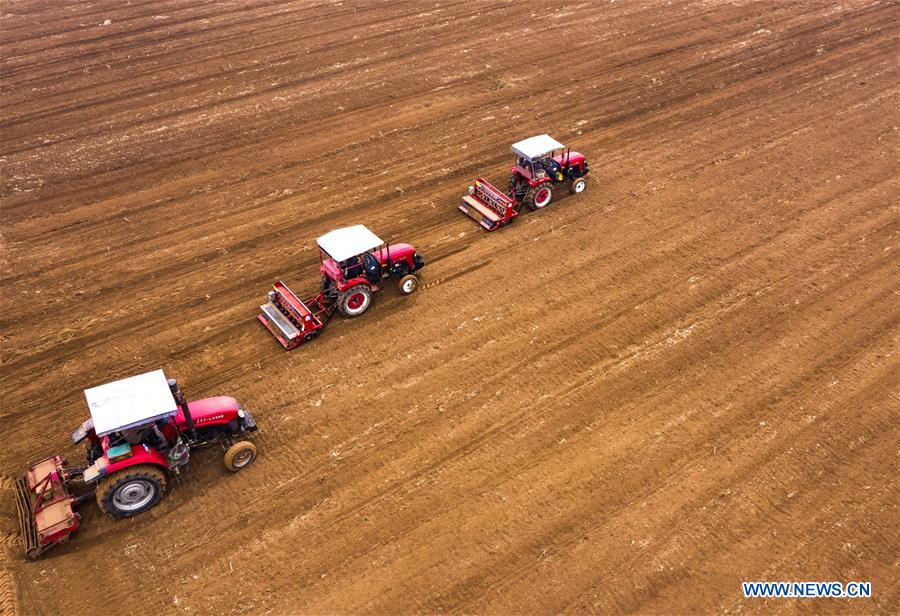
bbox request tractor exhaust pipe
[168,378,196,438]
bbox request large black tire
[224,441,257,472]
[338,284,373,318]
[524,184,553,210]
[96,465,166,519]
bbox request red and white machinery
[460,134,590,230]
[14,370,258,558]
[259,225,425,350]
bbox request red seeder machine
[460,134,590,231]
[15,370,258,558]
[258,224,425,350]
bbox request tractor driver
[121,420,172,453]
[544,157,564,182]
[531,158,548,180]
[362,251,382,282]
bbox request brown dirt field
[1,0,898,614]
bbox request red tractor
[459,134,590,231]
[259,224,425,350]
[14,370,258,558]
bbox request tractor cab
[510,134,587,186]
[317,225,423,290]
[79,370,185,475]
[317,225,386,287]
[512,134,563,184]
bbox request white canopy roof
[84,369,178,436]
[511,134,566,161]
[316,225,383,261]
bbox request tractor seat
[342,257,363,279]
[362,252,382,280]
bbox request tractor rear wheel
[224,441,257,472]
[525,184,553,210]
[398,274,419,295]
[571,177,587,194]
[338,284,373,318]
[96,465,166,519]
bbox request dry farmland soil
[1,0,898,614]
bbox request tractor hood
[176,395,240,427]
[553,151,586,166]
[378,243,417,264]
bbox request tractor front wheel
[525,184,553,210]
[96,465,166,519]
[224,441,257,472]
[398,274,419,295]
[571,177,587,194]
[338,285,373,318]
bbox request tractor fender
[518,176,553,188]
[105,445,170,478]
[342,277,378,292]
[382,243,417,268]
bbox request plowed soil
[1,0,898,614]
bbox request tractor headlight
[236,407,258,431]
[467,185,475,195]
